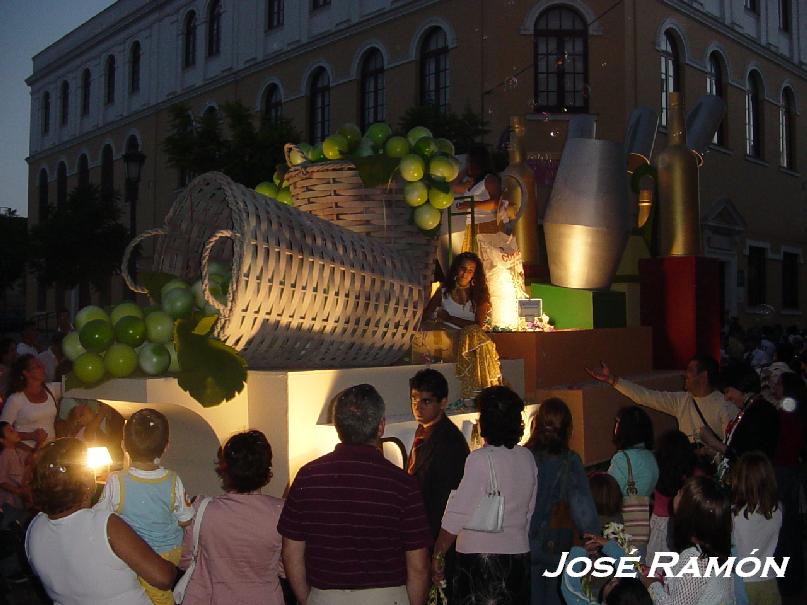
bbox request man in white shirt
[586,354,737,444]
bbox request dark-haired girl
[423,251,501,398]
[646,430,698,565]
[0,354,62,447]
[646,476,735,604]
[607,405,658,497]
[179,430,285,605]
[432,386,537,604]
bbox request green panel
[529,283,627,329]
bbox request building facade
[27,0,807,327]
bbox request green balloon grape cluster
[255,164,292,206]
[65,263,232,386]
[283,122,461,234]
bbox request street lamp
[123,149,146,290]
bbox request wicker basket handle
[121,228,167,294]
[202,229,241,317]
[284,143,304,168]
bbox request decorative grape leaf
[174,316,247,407]
[141,271,180,304]
[192,314,219,336]
[351,154,401,188]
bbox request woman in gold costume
[423,252,501,398]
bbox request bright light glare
[86,447,112,470]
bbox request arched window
[706,52,727,146]
[419,27,449,112]
[101,144,114,201]
[130,41,141,94]
[533,7,588,113]
[57,162,67,208]
[38,169,49,221]
[660,30,682,127]
[78,154,90,187]
[105,55,116,105]
[308,68,330,143]
[60,81,70,126]
[41,92,50,135]
[780,87,796,169]
[360,48,385,131]
[207,0,222,58]
[746,71,763,158]
[81,69,91,116]
[184,11,197,68]
[262,84,283,125]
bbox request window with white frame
[184,11,197,68]
[360,48,385,131]
[745,71,763,158]
[309,68,330,143]
[660,31,681,128]
[706,52,727,146]
[533,7,588,113]
[779,87,796,169]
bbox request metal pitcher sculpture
[544,138,631,290]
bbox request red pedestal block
[639,256,721,370]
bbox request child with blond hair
[95,408,193,605]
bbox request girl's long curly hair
[443,252,490,323]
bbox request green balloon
[104,343,138,378]
[114,316,147,347]
[63,331,86,362]
[162,288,194,319]
[74,305,110,331]
[145,311,174,344]
[110,302,144,326]
[74,352,106,384]
[139,343,171,376]
[160,279,189,301]
[79,319,114,353]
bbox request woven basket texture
[284,144,436,288]
[144,171,431,369]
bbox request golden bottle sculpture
[501,116,539,269]
[656,92,701,256]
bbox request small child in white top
[95,408,193,605]
[730,452,783,605]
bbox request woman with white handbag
[431,386,537,604]
[175,430,284,605]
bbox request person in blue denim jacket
[526,398,600,605]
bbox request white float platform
[66,360,524,498]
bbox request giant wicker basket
[122,172,431,369]
[283,144,436,288]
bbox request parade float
[66,95,724,495]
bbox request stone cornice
[662,0,807,80]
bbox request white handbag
[463,450,504,533]
[173,496,212,604]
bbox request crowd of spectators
[0,315,805,604]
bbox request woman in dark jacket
[525,398,599,605]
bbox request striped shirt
[277,443,432,590]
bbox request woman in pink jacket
[180,430,284,605]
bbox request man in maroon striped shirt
[279,384,432,605]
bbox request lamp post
[123,149,146,290]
